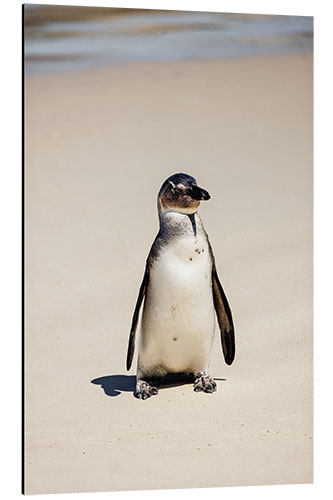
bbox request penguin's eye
[172,184,186,195]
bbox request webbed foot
[193,372,217,393]
[134,379,159,400]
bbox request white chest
[138,213,216,376]
[152,232,211,292]
[143,231,214,335]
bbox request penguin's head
[158,173,210,215]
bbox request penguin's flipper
[212,267,235,365]
[126,266,149,371]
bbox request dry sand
[24,54,313,494]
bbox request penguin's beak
[190,185,211,201]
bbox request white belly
[138,233,216,377]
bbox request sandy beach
[24,54,313,494]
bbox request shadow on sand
[91,375,136,397]
[91,373,226,397]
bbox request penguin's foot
[134,379,159,400]
[193,372,217,393]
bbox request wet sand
[24,54,313,494]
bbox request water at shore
[24,4,313,75]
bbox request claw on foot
[193,372,217,393]
[134,379,159,400]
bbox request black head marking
[158,173,211,214]
[158,173,197,197]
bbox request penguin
[126,173,235,399]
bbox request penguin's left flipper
[212,267,235,365]
[126,265,149,371]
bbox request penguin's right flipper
[126,266,149,371]
[212,267,235,366]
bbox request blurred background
[24,4,313,75]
